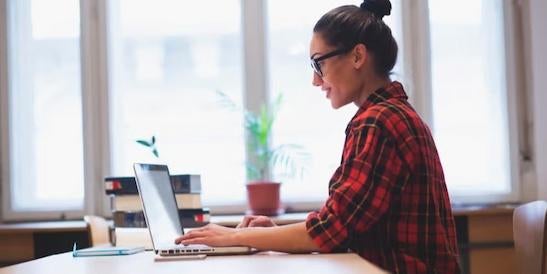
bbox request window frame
[415,0,522,204]
[0,0,111,221]
[0,0,89,220]
[0,0,532,221]
[0,0,10,220]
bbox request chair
[513,200,547,274]
[83,215,110,246]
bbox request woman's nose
[312,72,323,86]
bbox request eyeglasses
[310,47,352,77]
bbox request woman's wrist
[232,228,248,247]
[232,227,266,248]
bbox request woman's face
[309,33,360,109]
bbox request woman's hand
[174,224,238,247]
[175,222,319,253]
[236,215,276,228]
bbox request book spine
[170,175,201,194]
[105,174,201,195]
[112,210,147,228]
[110,193,203,211]
[112,209,210,228]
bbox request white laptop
[133,163,253,256]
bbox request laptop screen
[133,164,182,249]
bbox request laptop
[133,163,254,256]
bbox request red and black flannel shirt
[306,81,460,274]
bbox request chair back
[83,215,110,246]
[513,201,547,274]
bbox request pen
[72,242,77,257]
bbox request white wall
[524,0,547,200]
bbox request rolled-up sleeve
[306,123,406,252]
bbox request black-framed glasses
[310,48,352,77]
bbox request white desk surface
[0,250,386,274]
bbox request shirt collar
[345,81,408,133]
[360,81,407,110]
[356,80,407,115]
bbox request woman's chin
[330,100,343,109]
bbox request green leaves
[270,144,310,180]
[217,90,308,182]
[136,135,160,158]
[136,140,151,147]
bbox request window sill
[0,203,518,231]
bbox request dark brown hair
[313,0,398,77]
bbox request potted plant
[136,135,160,159]
[217,91,308,216]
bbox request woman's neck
[354,75,391,107]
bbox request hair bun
[360,0,392,19]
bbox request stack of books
[105,174,209,247]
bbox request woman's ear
[352,44,368,69]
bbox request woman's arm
[175,222,320,253]
[236,222,320,253]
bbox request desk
[0,221,86,233]
[0,206,518,273]
[0,221,89,265]
[0,251,386,274]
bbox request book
[72,243,145,257]
[112,208,210,228]
[111,227,153,249]
[110,193,202,211]
[105,174,201,195]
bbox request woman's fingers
[174,230,208,244]
[248,219,262,227]
[174,223,238,247]
[174,236,185,244]
[175,235,210,246]
[248,216,276,227]
[238,215,276,228]
[236,216,253,228]
[175,233,224,246]
[179,237,207,245]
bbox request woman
[175,1,460,273]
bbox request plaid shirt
[306,81,460,274]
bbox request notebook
[133,163,254,257]
[72,243,145,257]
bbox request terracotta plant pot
[246,181,285,216]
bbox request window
[5,0,84,212]
[0,0,526,220]
[107,0,246,206]
[267,0,404,204]
[428,0,516,200]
